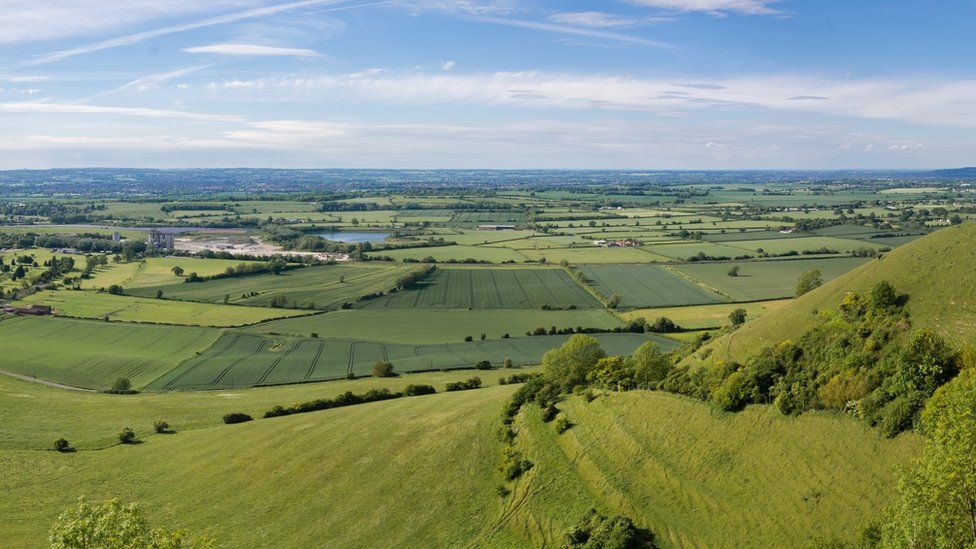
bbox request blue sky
[0,0,973,169]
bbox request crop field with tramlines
[147,332,675,391]
[578,264,726,308]
[360,267,603,309]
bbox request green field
[518,246,668,264]
[18,290,312,327]
[248,308,622,343]
[645,242,756,260]
[129,263,419,310]
[375,244,527,263]
[720,236,889,255]
[360,267,602,309]
[619,299,792,329]
[579,264,726,308]
[0,316,219,389]
[672,257,871,301]
[148,332,676,391]
[82,256,264,290]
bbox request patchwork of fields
[360,267,602,309]
[149,332,675,391]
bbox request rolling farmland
[578,264,726,308]
[360,267,603,309]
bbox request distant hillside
[683,222,976,368]
[930,167,976,178]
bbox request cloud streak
[183,44,322,57]
[18,0,392,67]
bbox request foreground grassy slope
[685,223,976,367]
[0,388,917,548]
[499,392,919,548]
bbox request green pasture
[374,244,527,263]
[619,299,792,329]
[672,257,871,301]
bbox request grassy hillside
[685,223,976,367]
[0,387,918,548]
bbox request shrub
[53,438,71,452]
[371,361,395,378]
[541,404,559,422]
[464,335,474,342]
[503,358,514,369]
[118,427,136,444]
[563,509,653,548]
[554,415,572,434]
[648,316,680,333]
[498,446,533,481]
[794,268,823,297]
[50,497,213,549]
[223,412,253,425]
[445,377,482,392]
[107,284,123,295]
[153,420,170,434]
[727,265,740,277]
[105,377,135,394]
[403,384,436,396]
[475,360,492,370]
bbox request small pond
[317,231,393,243]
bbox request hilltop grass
[0,316,219,390]
[619,299,791,329]
[684,223,976,367]
[129,263,420,310]
[0,387,918,548]
[248,308,622,343]
[18,290,313,327]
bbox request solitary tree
[171,266,184,277]
[729,308,747,326]
[794,269,823,297]
[372,361,395,378]
[49,497,213,548]
[727,265,740,277]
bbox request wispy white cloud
[197,70,976,128]
[183,43,322,57]
[18,0,390,67]
[0,101,242,122]
[465,16,675,48]
[625,0,782,16]
[548,12,673,29]
[79,65,211,102]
